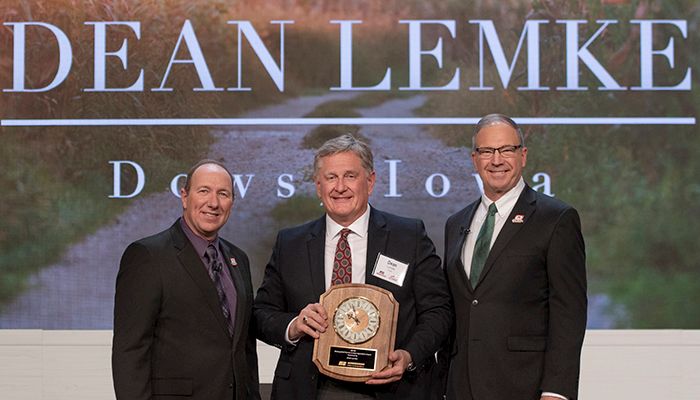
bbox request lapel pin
[512,214,525,224]
[230,257,238,266]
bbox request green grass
[270,195,324,229]
[0,128,209,307]
[6,0,698,328]
[302,125,368,149]
[300,92,412,149]
[304,92,410,118]
[411,0,700,328]
[0,3,418,309]
[419,86,700,328]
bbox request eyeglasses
[474,145,522,159]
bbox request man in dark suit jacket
[112,160,260,400]
[254,135,452,399]
[443,115,587,400]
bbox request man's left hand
[365,349,412,385]
[541,396,567,400]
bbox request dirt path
[0,92,363,329]
[0,93,614,329]
[354,95,475,245]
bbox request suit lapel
[171,222,232,340]
[476,186,537,286]
[364,208,389,287]
[306,217,327,298]
[450,202,479,293]
[220,243,246,347]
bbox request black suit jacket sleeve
[541,208,587,398]
[112,242,161,400]
[236,250,262,400]
[246,319,261,398]
[400,220,453,367]
[253,230,298,350]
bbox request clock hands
[333,298,381,344]
[351,305,361,324]
[346,306,361,326]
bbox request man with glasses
[442,114,587,400]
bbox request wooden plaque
[312,283,399,382]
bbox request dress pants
[317,376,376,400]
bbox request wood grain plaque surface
[312,283,399,382]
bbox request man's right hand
[288,303,328,341]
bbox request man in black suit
[254,135,452,399]
[112,160,260,400]
[443,114,587,400]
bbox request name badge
[372,253,409,287]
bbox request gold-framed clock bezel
[332,296,381,344]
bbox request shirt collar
[479,177,525,217]
[180,217,219,258]
[325,206,371,239]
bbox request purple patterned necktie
[205,244,234,337]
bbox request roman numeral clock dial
[333,297,380,344]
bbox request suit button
[471,299,479,306]
[228,383,233,389]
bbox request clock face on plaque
[333,297,381,344]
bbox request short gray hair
[313,134,374,178]
[472,113,525,151]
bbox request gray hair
[182,159,234,198]
[313,134,374,178]
[472,113,525,151]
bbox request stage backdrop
[0,0,698,329]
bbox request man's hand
[365,349,412,385]
[288,303,328,341]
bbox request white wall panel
[0,330,698,400]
